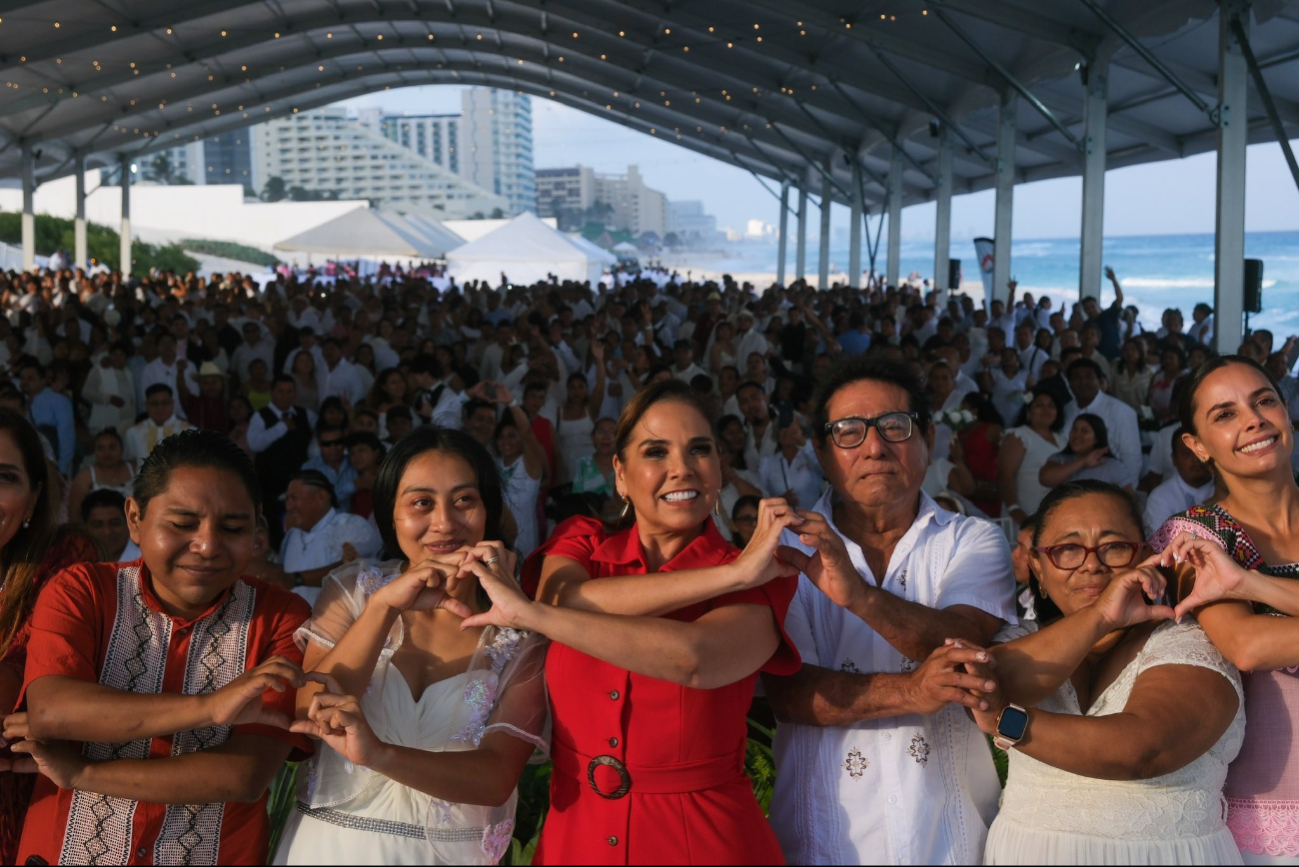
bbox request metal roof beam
[932,0,1101,56]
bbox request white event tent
[273,208,462,263]
[446,212,607,286]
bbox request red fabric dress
[521,516,800,866]
[0,530,99,866]
[959,422,1002,517]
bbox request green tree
[262,176,287,202]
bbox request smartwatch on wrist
[993,703,1030,750]
[293,572,305,587]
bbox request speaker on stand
[1244,258,1263,335]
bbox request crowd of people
[0,255,1295,865]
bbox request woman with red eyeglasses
[952,480,1244,865]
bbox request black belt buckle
[587,754,631,800]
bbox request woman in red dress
[461,380,806,865]
[0,410,99,864]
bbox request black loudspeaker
[1244,258,1263,314]
[948,258,962,289]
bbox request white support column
[74,154,88,270]
[886,149,903,287]
[849,157,863,289]
[1079,62,1108,302]
[777,182,789,287]
[933,131,953,294]
[119,154,132,278]
[1214,3,1248,355]
[992,91,1018,307]
[817,159,832,290]
[21,148,35,272]
[795,185,808,281]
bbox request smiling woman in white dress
[274,426,548,866]
[961,481,1244,865]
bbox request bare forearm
[522,603,771,689]
[302,603,394,706]
[845,591,990,661]
[990,607,1108,706]
[1238,571,1299,618]
[764,666,926,726]
[76,740,289,803]
[1039,458,1083,487]
[371,741,527,807]
[27,677,209,742]
[1013,709,1181,781]
[551,562,745,617]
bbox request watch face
[998,706,1029,740]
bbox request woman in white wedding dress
[274,426,548,866]
[957,480,1244,865]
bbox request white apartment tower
[459,89,536,216]
[380,114,461,175]
[251,108,509,219]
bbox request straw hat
[198,361,224,378]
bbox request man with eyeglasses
[302,424,358,511]
[764,354,1016,866]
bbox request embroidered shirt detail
[909,734,931,766]
[356,564,396,597]
[840,659,859,674]
[452,628,526,746]
[900,656,917,674]
[843,747,869,779]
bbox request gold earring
[618,499,631,520]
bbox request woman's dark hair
[1159,342,1188,371]
[371,425,505,558]
[811,355,932,447]
[132,428,261,517]
[317,395,348,428]
[1015,385,1067,431]
[494,411,520,441]
[612,379,714,529]
[566,370,588,389]
[1177,354,1283,436]
[94,426,124,447]
[729,494,760,547]
[1062,412,1109,456]
[1118,338,1148,374]
[0,409,57,660]
[961,391,1004,427]
[1032,480,1143,547]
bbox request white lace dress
[274,560,550,866]
[986,619,1245,865]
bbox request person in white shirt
[231,321,275,383]
[1143,427,1215,535]
[316,337,367,405]
[758,419,824,508]
[670,339,706,384]
[82,340,137,434]
[765,354,1015,866]
[123,384,195,463]
[1061,358,1143,482]
[140,333,198,420]
[737,381,779,469]
[279,471,382,606]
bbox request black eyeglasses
[823,412,918,449]
[1034,542,1141,570]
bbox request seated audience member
[302,424,358,511]
[67,427,138,523]
[344,432,385,520]
[1040,413,1134,493]
[969,481,1242,864]
[79,488,140,562]
[1143,427,1216,535]
[123,384,194,463]
[279,470,382,606]
[10,429,314,866]
[382,405,414,448]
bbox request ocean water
[692,230,1299,336]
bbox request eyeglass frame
[1033,541,1142,570]
[822,411,920,449]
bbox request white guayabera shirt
[770,490,1017,866]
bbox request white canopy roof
[273,208,459,259]
[446,211,605,285]
[567,233,618,266]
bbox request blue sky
[341,85,1299,240]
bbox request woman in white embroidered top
[274,425,549,866]
[956,480,1244,865]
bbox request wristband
[293,572,305,587]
